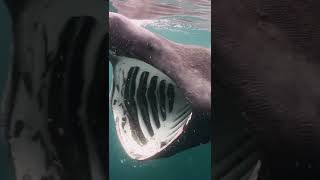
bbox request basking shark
[213,0,320,179]
[108,12,260,180]
[110,9,320,180]
[0,0,107,179]
[5,0,320,179]
[109,12,211,160]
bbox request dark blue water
[109,1,211,180]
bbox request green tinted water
[109,1,211,180]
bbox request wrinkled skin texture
[213,0,320,179]
[109,12,211,112]
[1,0,107,179]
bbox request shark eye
[147,42,154,51]
[110,56,192,160]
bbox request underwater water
[109,0,211,180]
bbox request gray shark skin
[0,0,107,180]
[213,0,320,179]
[109,12,211,160]
[109,12,211,112]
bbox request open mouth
[110,53,193,160]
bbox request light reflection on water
[109,0,211,180]
[110,0,211,30]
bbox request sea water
[109,1,211,180]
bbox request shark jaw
[110,53,193,160]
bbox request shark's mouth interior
[110,54,193,160]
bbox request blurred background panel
[0,0,11,179]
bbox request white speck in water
[308,163,312,169]
[58,128,64,136]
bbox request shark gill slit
[110,56,195,160]
[147,76,161,129]
[122,65,181,141]
[124,66,147,145]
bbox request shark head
[109,12,211,160]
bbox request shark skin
[109,12,211,113]
[213,0,320,179]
